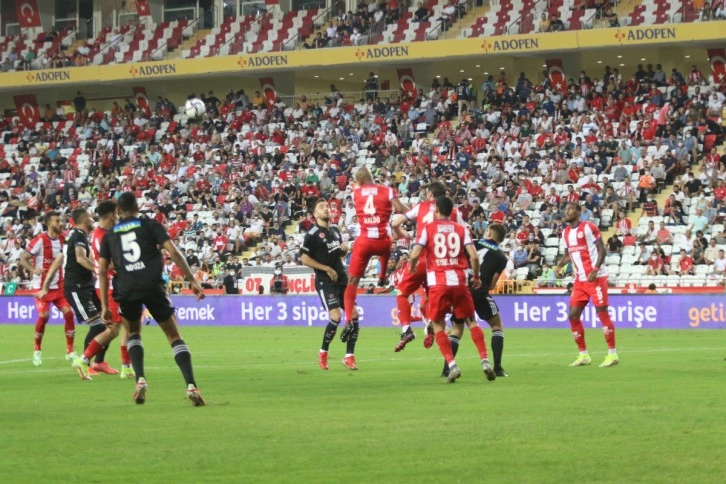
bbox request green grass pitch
[1,325,725,483]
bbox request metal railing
[426,0,474,41]
[505,0,548,35]
[146,7,210,62]
[280,5,332,52]
[213,8,272,57]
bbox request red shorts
[96,288,122,324]
[570,276,609,307]
[35,288,71,315]
[348,236,392,278]
[396,265,427,297]
[427,285,475,322]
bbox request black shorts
[316,280,345,312]
[65,283,101,323]
[116,284,175,323]
[472,292,500,322]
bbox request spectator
[607,233,623,255]
[655,222,672,245]
[676,249,695,275]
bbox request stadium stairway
[167,28,211,59]
[444,4,490,40]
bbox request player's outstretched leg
[597,308,619,367]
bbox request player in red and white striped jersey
[20,211,76,366]
[340,168,408,350]
[408,196,493,383]
[390,181,465,351]
[88,199,133,377]
[555,202,619,368]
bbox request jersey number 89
[433,232,460,258]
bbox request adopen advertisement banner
[1,295,725,329]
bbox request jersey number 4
[363,195,375,215]
[121,232,141,263]
[433,232,461,258]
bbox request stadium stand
[0,2,724,69]
[1,57,724,291]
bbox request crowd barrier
[1,295,724,329]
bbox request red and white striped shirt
[405,200,465,236]
[353,184,396,239]
[26,232,65,290]
[416,219,473,287]
[562,221,607,282]
[90,226,115,290]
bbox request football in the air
[185,98,206,119]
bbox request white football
[185,98,206,119]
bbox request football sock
[343,284,357,323]
[345,320,359,355]
[94,345,109,364]
[63,311,75,353]
[443,335,460,375]
[120,345,131,365]
[470,325,489,360]
[401,324,410,334]
[396,295,412,328]
[34,316,49,351]
[127,334,145,381]
[321,320,339,352]
[491,329,504,369]
[569,318,588,353]
[172,339,196,387]
[435,330,454,365]
[598,310,616,351]
[450,335,460,357]
[84,320,105,350]
[83,340,103,362]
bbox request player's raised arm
[391,214,411,240]
[392,196,409,214]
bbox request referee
[301,198,359,371]
[443,222,510,378]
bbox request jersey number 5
[121,232,141,263]
[433,232,461,258]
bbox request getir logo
[238,54,288,68]
[614,27,676,43]
[26,70,71,83]
[481,38,539,53]
[355,46,409,61]
[129,63,177,78]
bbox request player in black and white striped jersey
[442,223,510,378]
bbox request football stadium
[1,0,725,481]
